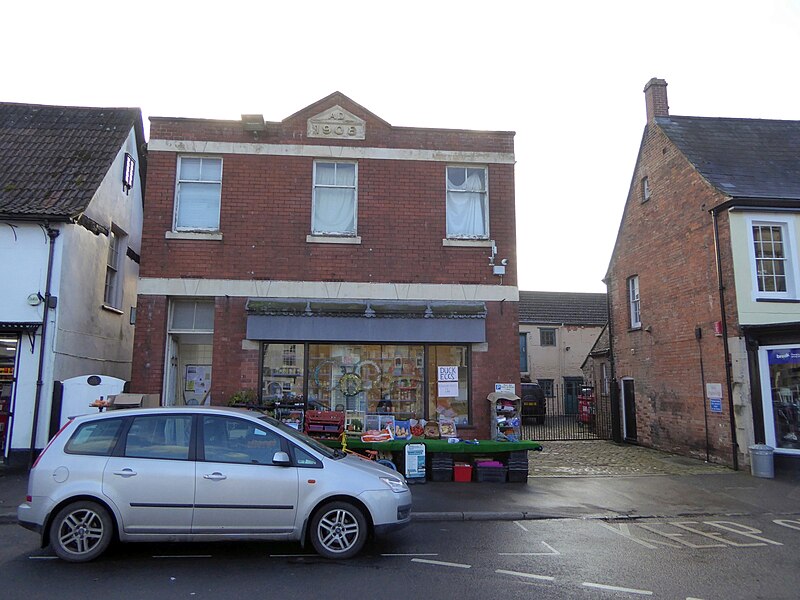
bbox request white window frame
[123,152,136,193]
[747,215,798,300]
[311,160,358,237]
[104,226,126,309]
[173,155,223,232]
[446,165,489,240]
[628,275,641,329]
[757,344,800,455]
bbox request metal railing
[520,383,613,441]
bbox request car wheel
[49,500,113,562]
[310,501,368,559]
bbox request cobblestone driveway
[529,440,733,477]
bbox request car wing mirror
[272,451,291,466]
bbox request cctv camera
[500,258,508,266]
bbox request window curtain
[314,163,355,235]
[446,169,486,237]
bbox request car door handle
[203,472,227,481]
[113,468,137,478]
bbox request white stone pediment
[307,105,366,140]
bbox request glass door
[0,335,19,456]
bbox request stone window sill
[306,235,362,245]
[166,231,223,241]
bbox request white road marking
[496,569,555,581]
[686,597,706,599]
[28,556,58,560]
[381,553,439,557]
[514,520,529,532]
[153,554,212,559]
[774,519,800,531]
[411,558,471,569]
[500,541,560,556]
[269,553,315,557]
[705,521,782,546]
[582,582,653,595]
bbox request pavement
[2,441,799,525]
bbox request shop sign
[437,381,459,397]
[438,366,459,381]
[767,348,800,365]
[706,382,723,413]
[495,383,515,394]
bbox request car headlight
[380,476,408,493]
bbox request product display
[488,392,521,441]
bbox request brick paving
[529,440,732,477]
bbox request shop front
[247,299,485,434]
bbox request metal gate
[521,382,613,441]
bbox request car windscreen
[258,415,338,459]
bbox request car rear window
[65,418,124,456]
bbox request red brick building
[607,79,800,473]
[131,93,519,440]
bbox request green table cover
[320,437,541,454]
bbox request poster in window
[185,365,211,393]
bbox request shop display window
[260,342,470,428]
[262,343,305,403]
[764,347,800,452]
[427,345,470,426]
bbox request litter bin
[749,444,774,478]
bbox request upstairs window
[446,166,488,239]
[104,226,126,309]
[641,176,651,202]
[312,161,357,236]
[123,152,136,194]
[752,222,792,296]
[628,275,641,329]
[174,156,222,231]
[539,328,556,347]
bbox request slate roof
[518,291,607,325]
[0,102,143,219]
[656,115,800,200]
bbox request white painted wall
[0,126,144,454]
[520,323,603,383]
[730,210,800,325]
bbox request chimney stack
[643,78,669,121]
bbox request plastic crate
[507,469,528,483]
[453,463,472,482]
[475,465,507,482]
[430,468,453,482]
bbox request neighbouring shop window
[312,161,357,236]
[175,156,222,231]
[427,345,470,425]
[262,343,305,403]
[751,222,792,296]
[446,166,488,239]
[762,347,800,452]
[539,328,556,347]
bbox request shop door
[622,379,638,441]
[563,377,582,415]
[0,335,19,457]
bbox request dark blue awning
[245,298,486,343]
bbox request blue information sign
[710,398,723,413]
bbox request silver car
[18,406,411,562]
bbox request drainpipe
[711,208,739,470]
[28,225,59,467]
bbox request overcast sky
[4,1,799,293]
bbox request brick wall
[608,123,739,465]
[131,94,518,440]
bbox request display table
[320,437,541,453]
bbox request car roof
[67,405,266,423]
